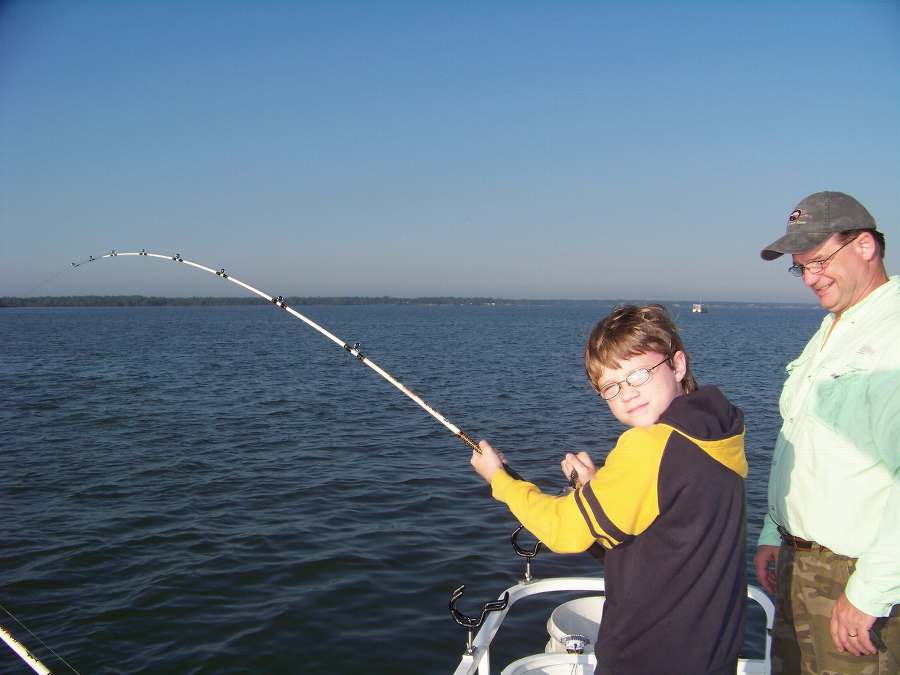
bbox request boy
[472,304,747,675]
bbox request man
[755,191,899,674]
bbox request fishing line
[1,604,81,674]
[4,257,92,300]
[73,249,523,479]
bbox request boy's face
[598,350,686,428]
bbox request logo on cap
[788,209,802,223]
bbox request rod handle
[502,463,525,481]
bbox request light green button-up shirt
[758,276,900,617]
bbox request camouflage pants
[772,545,900,675]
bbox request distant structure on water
[691,303,708,313]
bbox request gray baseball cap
[760,191,877,260]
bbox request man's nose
[801,268,822,287]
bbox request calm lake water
[0,302,823,674]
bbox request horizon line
[0,294,821,308]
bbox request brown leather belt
[778,526,832,553]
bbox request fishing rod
[4,250,579,673]
[2,601,83,674]
[72,249,525,480]
[0,622,51,674]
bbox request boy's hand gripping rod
[73,250,527,480]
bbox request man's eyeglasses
[788,234,859,277]
[598,357,670,400]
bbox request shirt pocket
[808,356,871,442]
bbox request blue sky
[2,1,898,301]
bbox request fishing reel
[449,585,509,656]
[511,524,543,582]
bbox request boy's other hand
[471,439,507,484]
[561,452,595,487]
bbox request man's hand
[560,451,595,487]
[753,545,779,595]
[830,592,877,656]
[471,439,506,484]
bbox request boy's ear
[672,350,687,384]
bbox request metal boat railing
[450,577,774,675]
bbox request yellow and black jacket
[491,385,747,675]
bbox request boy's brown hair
[584,304,698,395]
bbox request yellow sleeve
[490,469,595,554]
[574,425,668,547]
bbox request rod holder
[449,585,509,655]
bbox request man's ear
[855,231,879,262]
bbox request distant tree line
[0,296,822,309]
[0,295,529,308]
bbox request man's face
[792,234,868,316]
[598,350,686,428]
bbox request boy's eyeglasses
[788,234,859,277]
[598,357,670,400]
